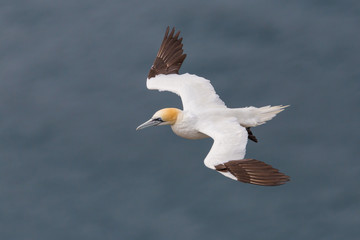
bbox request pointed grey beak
[136,119,161,130]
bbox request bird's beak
[136,119,161,130]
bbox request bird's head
[136,108,181,130]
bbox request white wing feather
[197,117,290,184]
[196,117,248,169]
[147,73,226,111]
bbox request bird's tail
[232,105,289,127]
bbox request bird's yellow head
[136,108,181,130]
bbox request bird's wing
[147,73,227,111]
[199,117,248,169]
[198,117,290,186]
[148,27,187,79]
[147,27,226,111]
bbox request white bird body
[148,73,287,139]
[137,27,290,186]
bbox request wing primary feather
[148,26,187,79]
[215,159,290,186]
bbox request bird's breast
[171,124,209,139]
[170,113,209,140]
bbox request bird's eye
[153,117,163,122]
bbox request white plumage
[137,27,290,186]
[147,73,227,110]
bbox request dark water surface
[1,0,359,239]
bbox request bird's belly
[171,125,209,140]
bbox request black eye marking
[153,117,164,122]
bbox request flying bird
[137,27,290,186]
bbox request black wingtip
[215,159,290,186]
[148,26,187,79]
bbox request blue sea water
[0,0,359,239]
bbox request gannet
[137,27,290,186]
